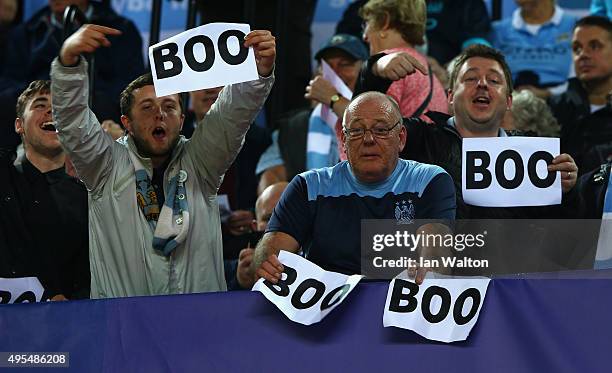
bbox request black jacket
[548,78,612,175]
[0,150,90,300]
[402,112,583,220]
[579,162,611,219]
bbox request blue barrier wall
[1,271,611,372]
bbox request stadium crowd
[0,0,611,300]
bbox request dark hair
[16,80,51,118]
[575,15,612,40]
[448,44,513,95]
[119,73,183,118]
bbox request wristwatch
[330,93,341,109]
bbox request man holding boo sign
[50,23,275,298]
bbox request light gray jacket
[50,58,273,298]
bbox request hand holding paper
[547,153,578,193]
[256,253,284,283]
[252,251,362,325]
[305,75,338,106]
[244,30,276,77]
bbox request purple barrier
[1,271,611,372]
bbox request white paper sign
[149,23,259,97]
[0,277,44,304]
[383,271,490,343]
[320,60,353,129]
[252,251,362,325]
[462,137,561,207]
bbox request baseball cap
[314,34,369,61]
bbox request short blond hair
[360,0,426,45]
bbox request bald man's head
[255,182,288,231]
[341,91,406,184]
[343,91,402,129]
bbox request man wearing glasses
[248,91,456,286]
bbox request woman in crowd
[359,0,448,120]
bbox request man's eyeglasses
[343,121,401,140]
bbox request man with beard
[50,24,276,298]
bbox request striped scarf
[130,152,190,256]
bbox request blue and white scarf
[306,105,339,170]
[130,152,190,256]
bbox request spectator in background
[424,0,492,66]
[0,80,89,301]
[359,0,448,121]
[183,87,224,138]
[335,0,491,67]
[0,0,144,154]
[0,0,19,151]
[548,16,612,175]
[490,0,577,99]
[304,34,369,170]
[256,34,368,194]
[501,90,560,137]
[0,0,18,73]
[197,0,317,127]
[591,0,612,19]
[225,182,288,290]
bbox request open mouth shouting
[40,121,57,132]
[152,126,167,142]
[472,95,491,110]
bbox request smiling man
[0,80,89,301]
[50,24,276,298]
[249,91,456,286]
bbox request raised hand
[244,30,276,77]
[373,52,428,81]
[59,24,122,66]
[304,76,337,105]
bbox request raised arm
[188,30,276,193]
[51,24,123,191]
[354,52,427,96]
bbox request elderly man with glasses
[248,91,456,286]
